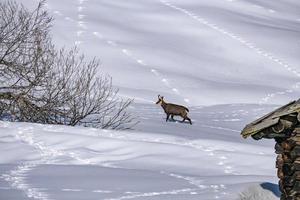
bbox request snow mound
[239,184,279,200]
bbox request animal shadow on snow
[167,118,192,124]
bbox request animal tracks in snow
[47,2,192,103]
[53,10,63,16]
[2,128,50,200]
[1,122,237,200]
[91,31,190,103]
[159,0,300,104]
[2,126,94,200]
[97,128,237,176]
[104,188,197,200]
[165,172,229,199]
[2,163,50,200]
[75,0,88,46]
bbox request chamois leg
[181,117,186,123]
[181,113,192,125]
[186,116,192,125]
[166,114,170,122]
[171,115,174,121]
[181,113,186,123]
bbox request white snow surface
[0,104,280,200]
[1,0,300,199]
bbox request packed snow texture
[1,0,300,199]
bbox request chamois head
[156,95,164,105]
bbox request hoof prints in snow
[0,104,274,199]
[91,31,190,104]
[46,0,89,46]
[2,127,92,199]
[75,0,88,46]
[2,164,49,200]
[2,128,50,200]
[104,188,198,200]
[53,10,62,16]
[166,172,228,198]
[25,164,206,200]
[159,0,300,105]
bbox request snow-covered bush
[0,0,137,130]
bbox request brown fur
[156,95,192,125]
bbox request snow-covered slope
[0,104,280,199]
[15,0,300,106]
[1,0,299,199]
[34,0,300,106]
[0,105,278,200]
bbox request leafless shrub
[0,0,138,130]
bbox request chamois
[156,95,192,125]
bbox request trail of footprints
[2,127,52,200]
[92,31,190,104]
[51,0,189,103]
[2,162,49,200]
[97,129,235,199]
[159,0,300,105]
[98,127,236,176]
[1,124,234,200]
[104,188,198,200]
[75,0,88,46]
[163,172,228,199]
[44,1,86,45]
[47,0,190,104]
[50,0,300,105]
[1,126,99,200]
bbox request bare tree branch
[0,0,138,130]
